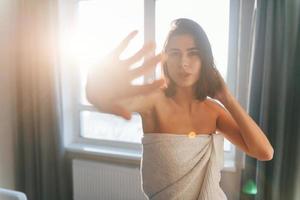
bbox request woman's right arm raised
[86,31,166,120]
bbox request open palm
[86,31,165,119]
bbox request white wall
[0,0,17,189]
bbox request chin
[175,81,196,88]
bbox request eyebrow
[167,47,200,52]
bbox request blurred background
[0,0,299,200]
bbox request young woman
[86,18,273,200]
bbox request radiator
[72,159,147,200]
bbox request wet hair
[163,18,222,101]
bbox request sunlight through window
[62,0,232,150]
[76,0,144,105]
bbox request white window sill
[66,143,142,161]
[66,143,237,172]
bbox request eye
[166,50,182,62]
[187,51,200,57]
[168,51,181,58]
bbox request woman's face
[165,34,202,88]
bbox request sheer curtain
[15,1,71,200]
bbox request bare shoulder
[203,98,227,115]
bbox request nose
[181,53,189,69]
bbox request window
[59,0,235,164]
[76,0,145,144]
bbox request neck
[172,86,199,111]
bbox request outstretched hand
[86,31,166,120]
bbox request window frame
[58,0,238,168]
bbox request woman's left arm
[212,69,274,161]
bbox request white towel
[140,133,227,200]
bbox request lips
[178,72,192,78]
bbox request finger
[109,104,132,120]
[128,79,165,96]
[123,42,156,66]
[113,30,138,57]
[129,54,165,80]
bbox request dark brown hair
[163,18,222,101]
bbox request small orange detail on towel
[188,131,196,138]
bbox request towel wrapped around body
[140,133,227,200]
